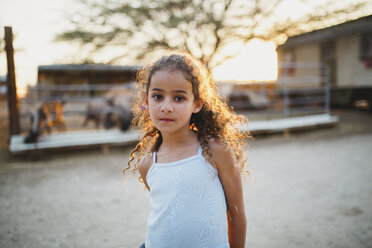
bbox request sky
[1,0,371,96]
[0,0,84,93]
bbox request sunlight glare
[213,39,278,82]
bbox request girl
[125,53,250,248]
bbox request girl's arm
[210,140,246,248]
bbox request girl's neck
[160,129,199,151]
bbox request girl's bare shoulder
[209,138,227,151]
[138,153,153,174]
[137,153,153,191]
[208,138,236,169]
[208,138,231,156]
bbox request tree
[56,0,369,67]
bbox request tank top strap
[197,145,203,156]
[153,151,157,164]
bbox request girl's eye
[153,94,162,100]
[175,96,185,102]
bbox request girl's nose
[160,99,173,112]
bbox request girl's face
[147,70,202,136]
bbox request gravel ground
[0,109,371,248]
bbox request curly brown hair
[124,52,250,178]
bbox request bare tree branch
[55,0,369,67]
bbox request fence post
[282,63,290,116]
[5,26,21,137]
[324,63,330,114]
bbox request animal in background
[83,85,133,131]
[24,101,66,143]
[82,97,110,128]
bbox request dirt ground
[0,109,371,248]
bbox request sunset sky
[1,0,371,96]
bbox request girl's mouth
[160,118,174,122]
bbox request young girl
[125,53,250,248]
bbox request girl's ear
[193,99,204,113]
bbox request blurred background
[1,0,372,247]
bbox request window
[360,33,372,68]
[321,41,335,62]
[321,41,336,86]
[279,49,295,77]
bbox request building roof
[38,64,142,73]
[277,15,372,50]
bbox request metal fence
[220,62,330,119]
[14,62,330,134]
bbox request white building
[277,15,372,109]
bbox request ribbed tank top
[145,146,229,248]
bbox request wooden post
[5,26,21,136]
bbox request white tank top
[145,146,229,248]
